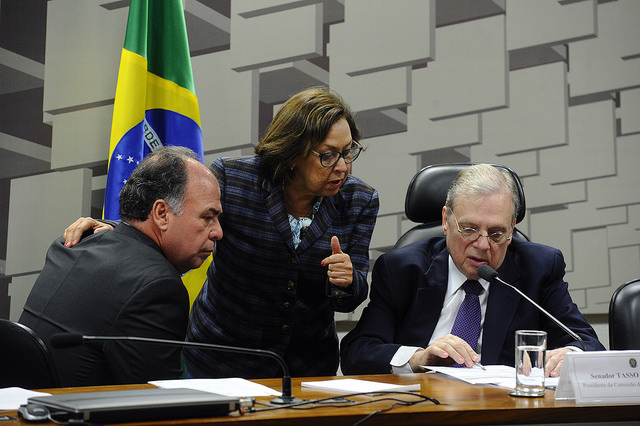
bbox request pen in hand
[474,361,486,371]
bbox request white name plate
[555,350,640,404]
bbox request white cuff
[390,346,422,374]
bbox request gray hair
[445,164,519,221]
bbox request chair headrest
[404,163,526,224]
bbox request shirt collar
[447,255,490,297]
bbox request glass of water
[510,330,547,397]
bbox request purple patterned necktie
[450,280,483,367]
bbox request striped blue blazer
[184,155,379,378]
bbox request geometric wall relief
[231,3,323,72]
[5,169,92,277]
[3,0,640,320]
[607,243,640,313]
[50,105,114,170]
[7,274,38,323]
[590,133,640,211]
[329,67,412,138]
[481,62,568,155]
[353,131,419,220]
[406,67,481,152]
[422,14,508,120]
[516,100,616,248]
[183,1,230,56]
[564,227,610,313]
[568,0,640,98]
[193,51,258,153]
[334,0,435,76]
[43,1,125,115]
[619,87,640,135]
[230,2,337,140]
[540,101,616,186]
[327,0,435,137]
[329,0,434,139]
[590,130,640,294]
[506,0,597,52]
[526,125,638,314]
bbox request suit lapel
[296,195,337,253]
[481,248,521,364]
[406,247,449,345]
[263,179,296,253]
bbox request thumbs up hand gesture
[321,236,353,287]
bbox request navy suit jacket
[340,236,604,375]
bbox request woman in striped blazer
[184,87,379,379]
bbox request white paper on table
[0,387,52,410]
[301,378,420,394]
[149,378,280,397]
[422,365,559,390]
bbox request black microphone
[50,333,300,405]
[477,264,587,351]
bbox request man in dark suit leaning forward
[20,146,223,386]
[340,163,604,377]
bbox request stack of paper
[150,378,280,397]
[422,364,559,389]
[301,378,420,393]
[0,387,51,410]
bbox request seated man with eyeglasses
[340,164,604,377]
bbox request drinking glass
[510,330,547,397]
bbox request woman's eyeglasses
[311,141,363,168]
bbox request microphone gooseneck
[477,265,587,351]
[49,333,300,405]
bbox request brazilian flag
[105,0,207,305]
[104,0,203,220]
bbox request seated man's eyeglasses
[311,141,363,168]
[450,211,512,245]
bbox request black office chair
[0,318,60,389]
[394,163,529,249]
[608,278,640,350]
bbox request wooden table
[2,373,639,425]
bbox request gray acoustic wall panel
[1,0,639,324]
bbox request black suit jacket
[20,223,189,387]
[340,237,604,375]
